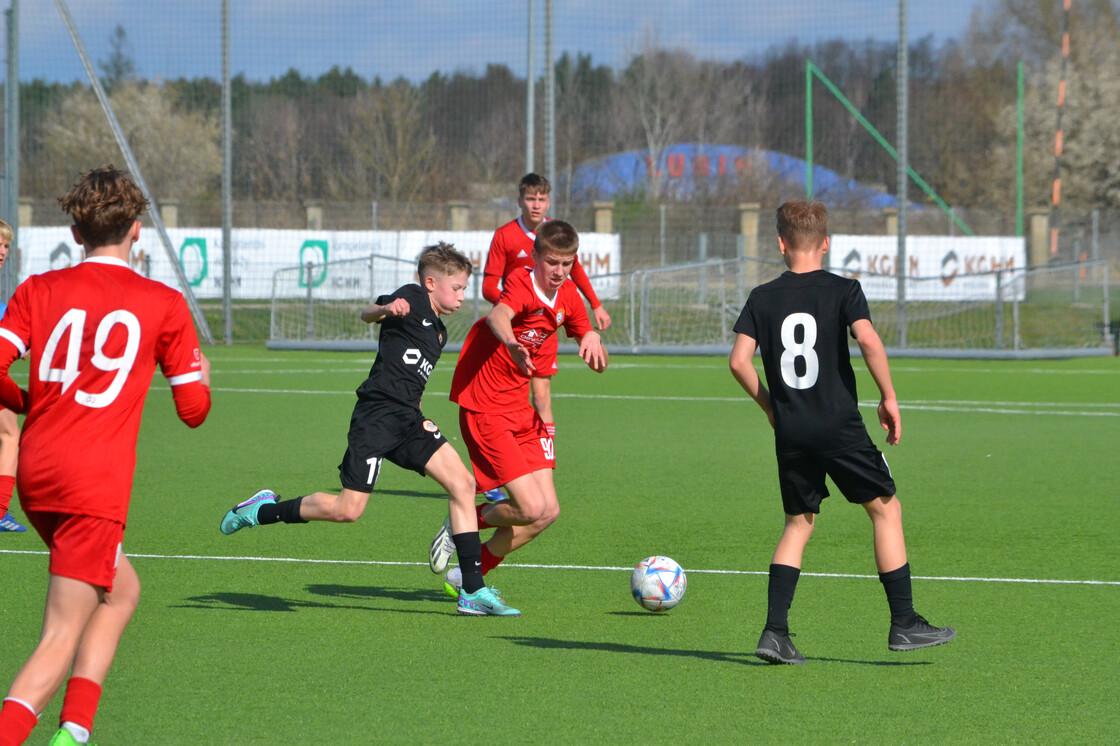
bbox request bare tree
[39,81,219,203]
[349,80,437,206]
[619,37,700,201]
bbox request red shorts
[25,511,124,591]
[459,407,555,493]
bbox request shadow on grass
[176,584,448,614]
[375,488,446,500]
[500,636,933,667]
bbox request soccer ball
[630,556,687,612]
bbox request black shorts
[337,399,447,492]
[776,441,896,515]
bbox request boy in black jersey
[730,199,954,664]
[219,242,518,616]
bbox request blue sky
[16,1,983,84]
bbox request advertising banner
[827,235,1027,302]
[16,228,622,301]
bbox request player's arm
[573,329,608,373]
[481,235,507,304]
[729,332,773,428]
[361,297,410,324]
[0,339,28,414]
[486,302,534,375]
[852,318,900,446]
[170,353,211,428]
[569,258,610,330]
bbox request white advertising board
[827,235,1027,302]
[16,228,622,301]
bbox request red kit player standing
[0,166,211,746]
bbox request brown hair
[58,165,149,248]
[417,241,473,281]
[776,199,828,251]
[518,172,551,198]
[534,219,579,257]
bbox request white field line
[182,386,1120,417]
[0,549,1115,586]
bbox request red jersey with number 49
[0,257,207,523]
[451,267,592,413]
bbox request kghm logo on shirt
[402,348,434,381]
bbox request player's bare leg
[483,469,559,556]
[5,575,101,712]
[529,376,553,425]
[0,407,25,532]
[69,555,140,685]
[862,495,955,651]
[862,495,907,572]
[757,512,815,665]
[423,443,477,535]
[296,488,371,523]
[771,512,815,568]
[424,443,478,574]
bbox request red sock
[0,698,39,746]
[59,677,102,733]
[480,544,505,575]
[0,474,14,515]
[475,503,492,530]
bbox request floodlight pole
[2,0,18,303]
[221,0,232,344]
[544,0,555,183]
[895,0,909,349]
[54,0,214,344]
[525,0,535,174]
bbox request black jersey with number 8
[733,269,873,457]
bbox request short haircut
[776,199,829,251]
[519,172,551,198]
[417,241,473,281]
[58,165,149,248]
[533,219,579,257]
[0,218,11,243]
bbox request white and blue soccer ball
[630,556,687,612]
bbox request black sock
[879,563,918,626]
[453,532,484,594]
[764,563,801,634]
[256,497,307,525]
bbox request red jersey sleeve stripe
[0,328,28,357]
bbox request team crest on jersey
[555,309,565,324]
[423,420,439,433]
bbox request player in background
[729,199,955,665]
[430,220,608,606]
[0,218,26,533]
[478,173,610,501]
[0,166,211,746]
[219,242,517,616]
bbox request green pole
[805,61,814,198]
[1016,60,1024,236]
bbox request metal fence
[4,1,1119,351]
[269,255,1113,358]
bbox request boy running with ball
[430,220,608,608]
[219,243,516,616]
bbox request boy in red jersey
[0,166,211,746]
[431,220,608,606]
[0,218,26,533]
[479,174,610,501]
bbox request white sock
[61,721,91,743]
